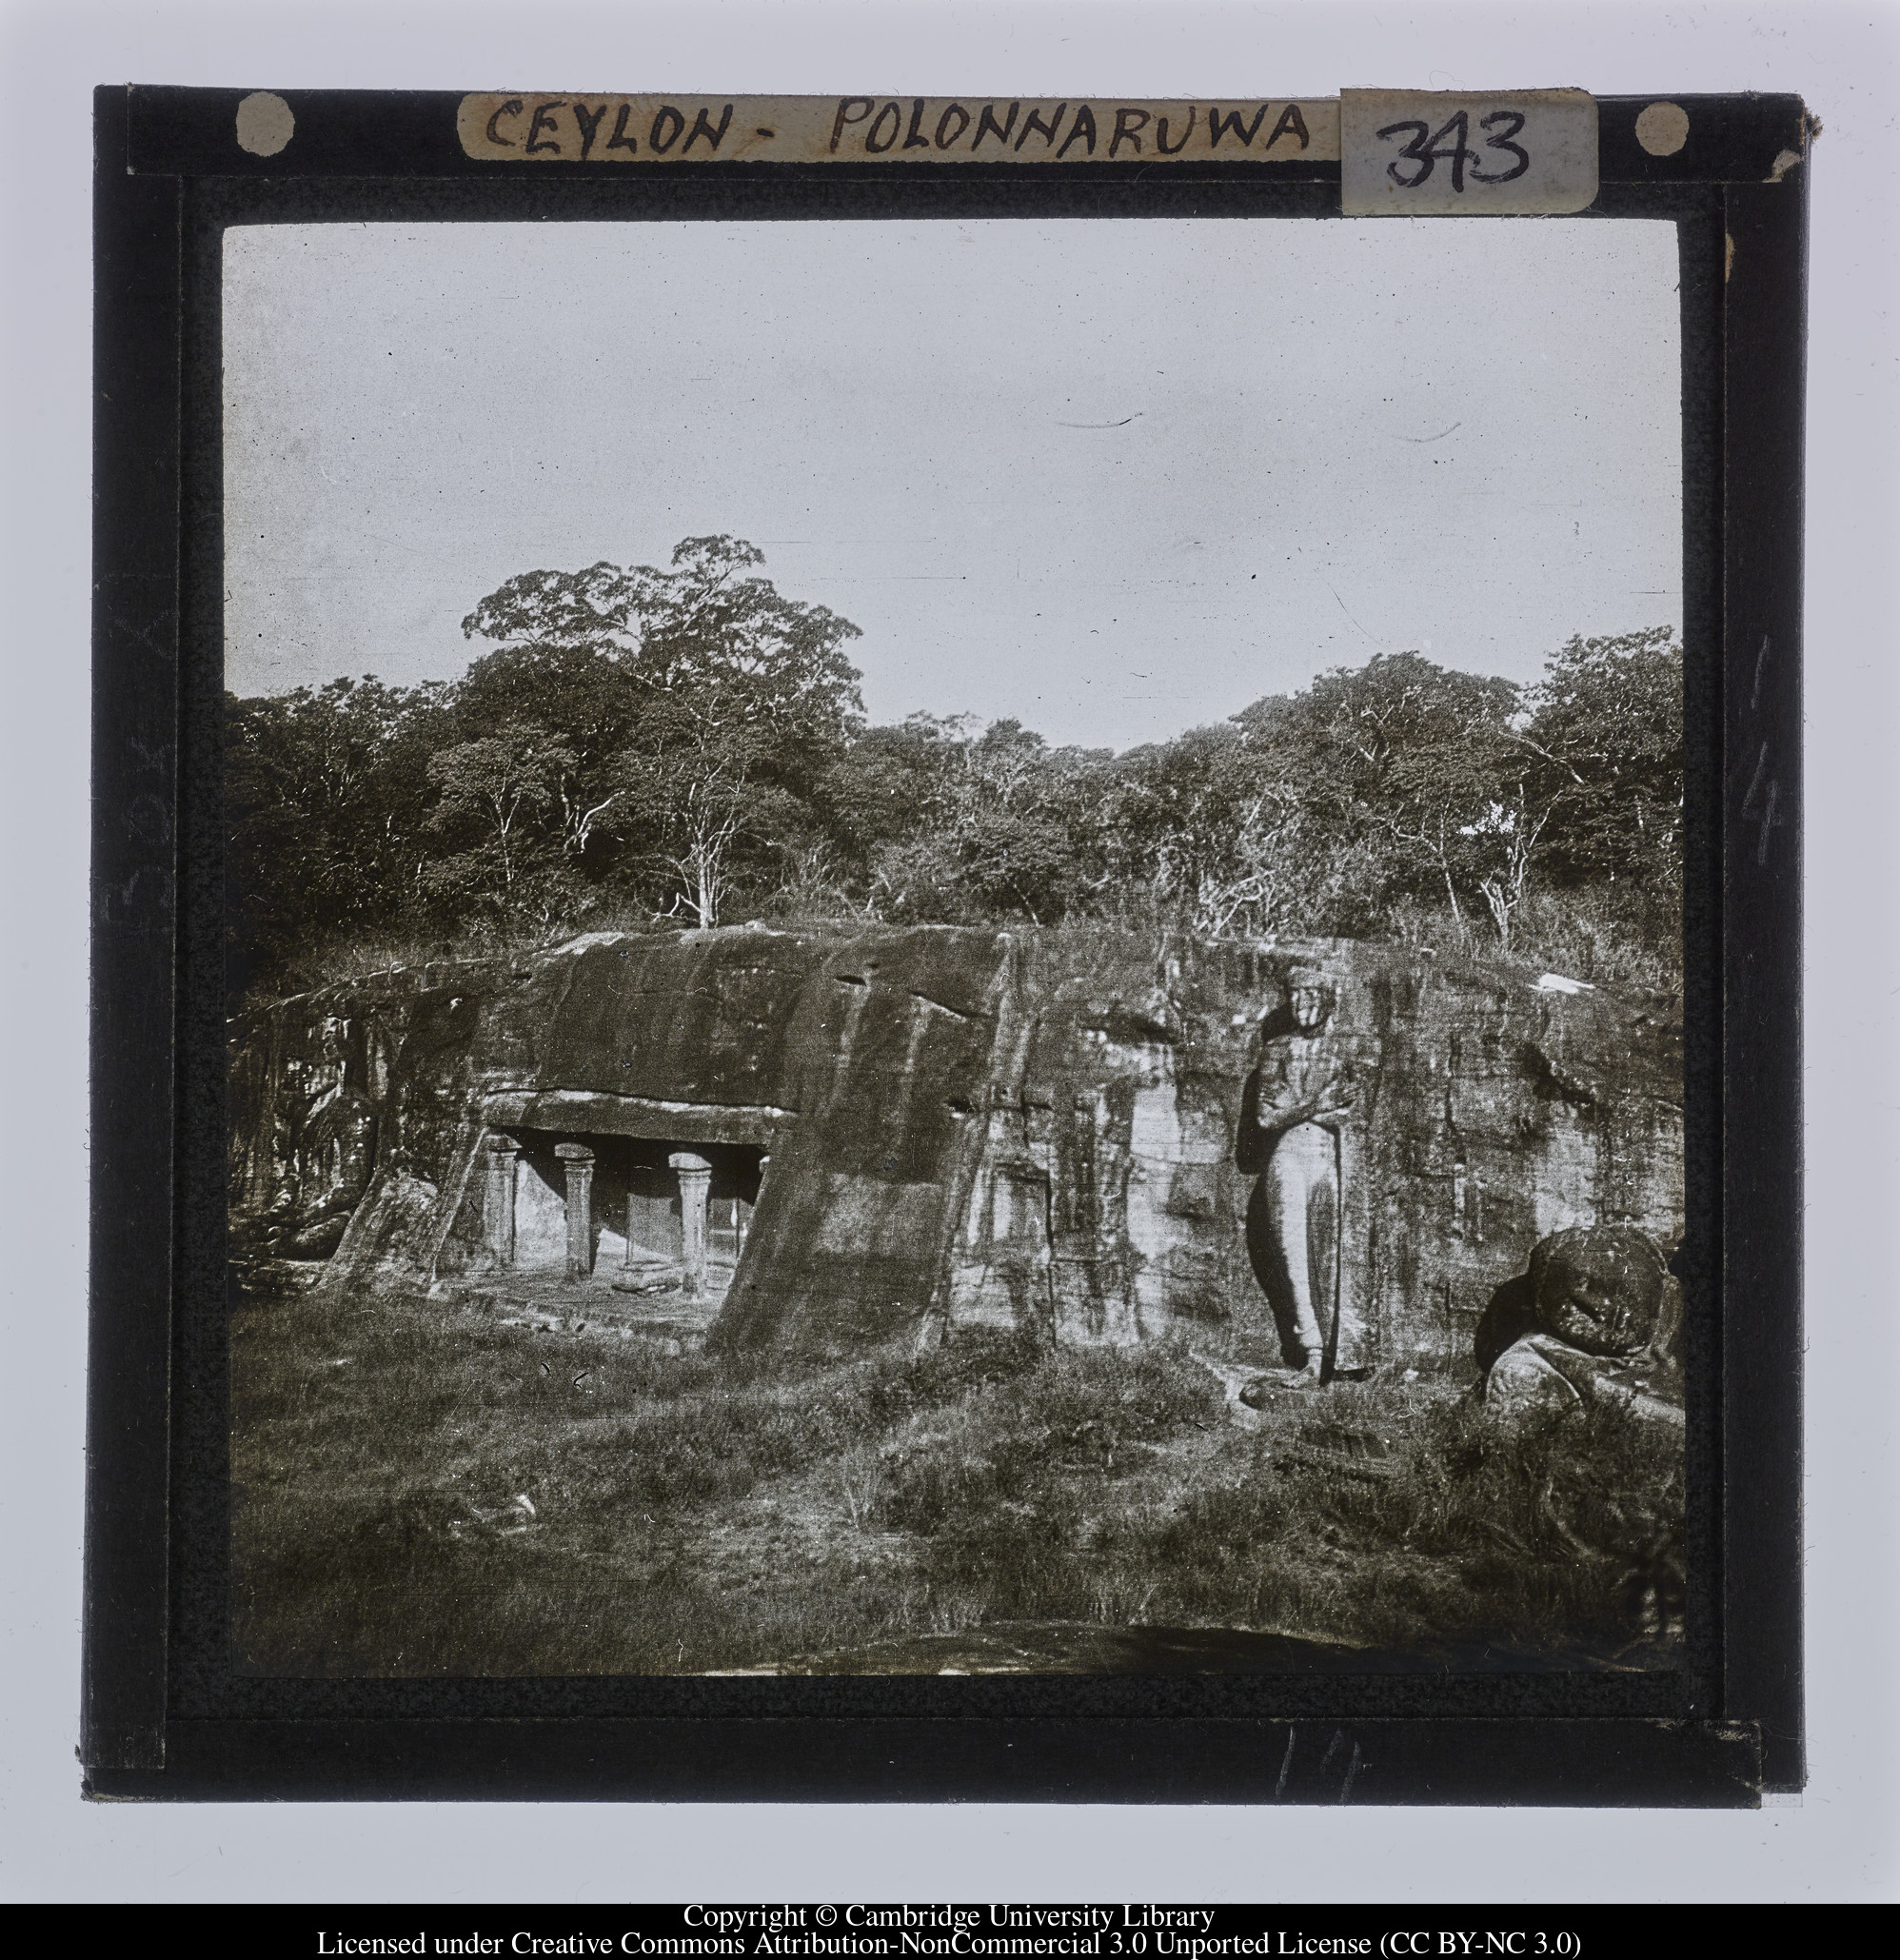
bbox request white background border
[3,0,1893,1905]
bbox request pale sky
[224,217,1680,753]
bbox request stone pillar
[669,1150,713,1297]
[484,1133,520,1270]
[555,1142,595,1280]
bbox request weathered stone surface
[1483,1332,1686,1431]
[317,1170,442,1297]
[1484,1334,1588,1422]
[1474,1224,1681,1376]
[1476,1226,1683,1433]
[228,924,1683,1366]
[1527,1224,1673,1356]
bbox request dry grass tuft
[232,1288,1683,1675]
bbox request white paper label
[455,95,1339,164]
[1340,89,1598,215]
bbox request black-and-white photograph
[222,212,1688,1679]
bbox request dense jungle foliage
[226,535,1684,1002]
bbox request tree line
[226,534,1683,1002]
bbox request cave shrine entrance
[482,1127,765,1301]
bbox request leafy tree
[421,721,578,931]
[461,535,864,745]
[830,715,1104,926]
[225,536,1682,996]
[225,676,452,985]
[451,642,641,865]
[1520,628,1684,898]
[1234,651,1527,932]
[1092,725,1305,938]
[459,536,864,923]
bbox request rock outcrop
[1484,1333,1685,1431]
[1477,1224,1685,1432]
[1474,1224,1683,1372]
[228,924,1683,1370]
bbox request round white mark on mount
[235,91,295,157]
[1634,101,1690,157]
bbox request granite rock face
[1484,1333,1686,1433]
[1476,1225,1685,1432]
[1525,1225,1676,1356]
[228,924,1683,1370]
[1474,1223,1684,1374]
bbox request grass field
[230,1287,1686,1676]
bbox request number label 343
[1340,88,1598,215]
